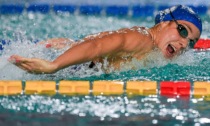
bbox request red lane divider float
[194,38,210,49]
[160,81,191,97]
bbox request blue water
[0,12,210,125]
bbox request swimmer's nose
[179,39,188,49]
[177,40,189,54]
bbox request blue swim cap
[155,5,202,34]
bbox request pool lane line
[0,4,208,16]
[0,80,210,100]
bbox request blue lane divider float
[0,4,208,16]
[27,4,50,13]
[0,5,24,14]
[106,6,129,16]
[80,5,103,15]
[157,5,171,11]
[53,5,76,14]
[132,5,155,17]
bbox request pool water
[0,12,210,125]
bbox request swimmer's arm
[52,32,127,72]
[9,28,141,74]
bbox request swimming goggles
[169,10,196,48]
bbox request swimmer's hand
[8,55,58,74]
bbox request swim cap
[155,5,202,34]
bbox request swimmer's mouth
[166,44,176,56]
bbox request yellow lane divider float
[0,81,22,95]
[59,81,89,95]
[93,81,124,95]
[25,81,56,95]
[193,81,210,100]
[0,80,210,100]
[126,81,157,95]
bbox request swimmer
[9,5,202,74]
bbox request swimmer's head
[155,5,202,35]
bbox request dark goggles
[169,11,196,48]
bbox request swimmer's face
[156,20,200,59]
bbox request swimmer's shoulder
[130,26,148,31]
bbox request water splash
[0,13,210,82]
[1,38,210,81]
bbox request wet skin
[9,20,200,74]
